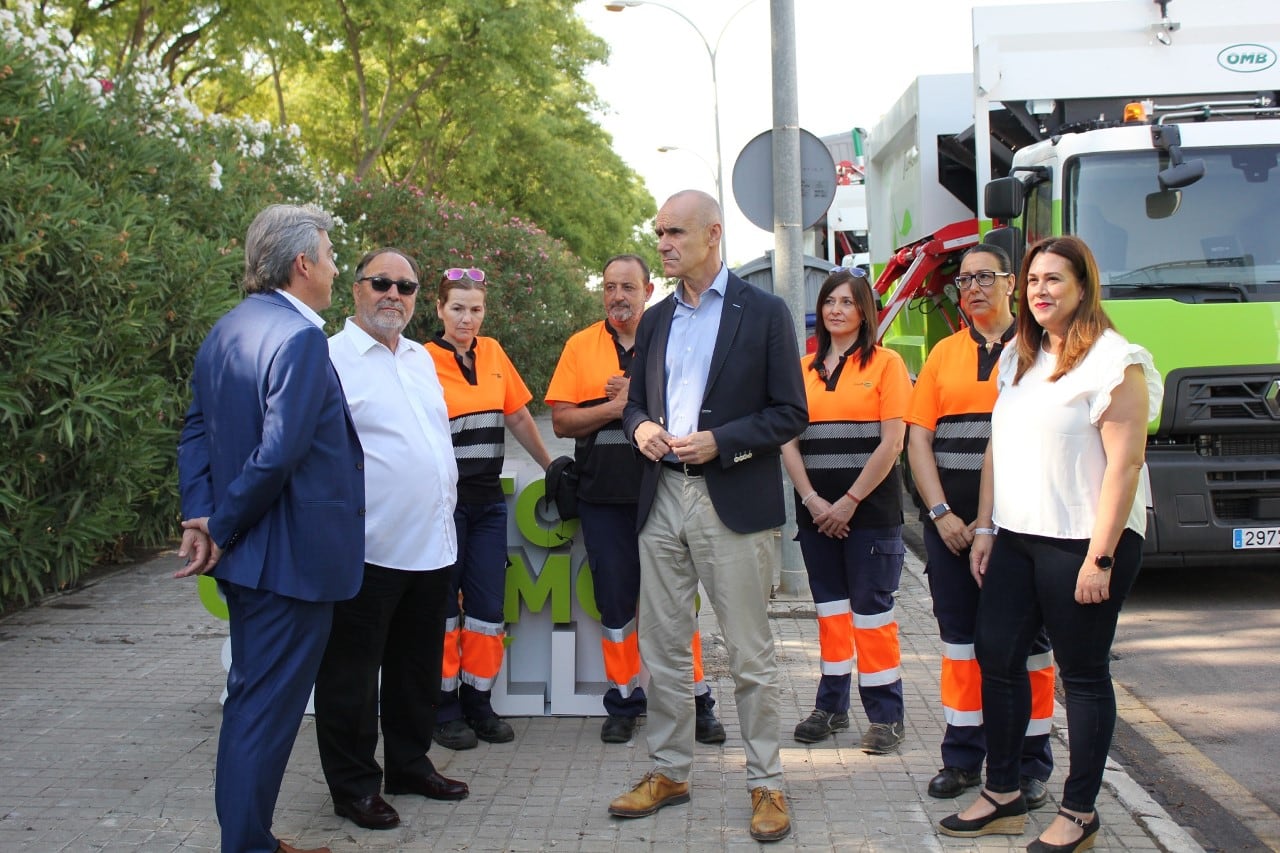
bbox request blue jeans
[975,528,1142,812]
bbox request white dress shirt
[279,288,326,329]
[329,318,458,570]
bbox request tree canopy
[43,0,656,269]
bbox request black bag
[544,455,580,520]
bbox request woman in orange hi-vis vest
[427,267,552,751]
[906,244,1055,809]
[780,267,911,755]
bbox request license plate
[1233,527,1280,549]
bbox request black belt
[662,461,703,477]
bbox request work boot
[792,708,850,743]
[468,714,514,744]
[433,718,478,750]
[860,721,906,754]
[695,703,726,744]
[600,714,638,743]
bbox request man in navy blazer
[610,190,807,842]
[177,204,365,853]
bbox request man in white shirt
[314,248,466,831]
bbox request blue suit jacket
[178,291,365,602]
[623,272,807,534]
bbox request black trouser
[975,529,1142,812]
[314,562,451,800]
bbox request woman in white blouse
[938,236,1162,852]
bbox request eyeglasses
[954,270,1012,290]
[443,267,486,283]
[830,265,869,278]
[358,276,421,296]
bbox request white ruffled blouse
[991,329,1163,540]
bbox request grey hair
[243,204,334,293]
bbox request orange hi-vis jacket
[906,325,1054,736]
[429,333,532,692]
[544,320,709,698]
[798,346,911,687]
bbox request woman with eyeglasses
[426,266,552,751]
[779,267,913,754]
[906,244,1055,809]
[938,236,1161,852]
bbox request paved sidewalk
[0,547,1200,852]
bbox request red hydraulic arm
[872,219,980,343]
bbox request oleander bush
[0,6,601,609]
[329,179,599,413]
[0,10,318,607]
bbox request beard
[607,303,635,324]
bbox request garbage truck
[864,0,1280,567]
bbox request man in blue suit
[611,190,807,842]
[177,203,365,853]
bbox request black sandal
[938,788,1028,837]
[1026,808,1101,852]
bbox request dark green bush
[0,27,316,607]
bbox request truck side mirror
[984,177,1025,220]
[1145,189,1182,219]
[1157,159,1206,190]
[984,226,1024,275]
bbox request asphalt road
[903,512,1280,853]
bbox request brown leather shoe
[749,787,792,842]
[607,771,690,817]
[276,841,331,853]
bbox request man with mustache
[545,254,725,746]
[314,247,468,831]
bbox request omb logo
[1217,44,1276,72]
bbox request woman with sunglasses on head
[906,244,1055,808]
[780,267,913,754]
[938,236,1161,852]
[427,266,552,751]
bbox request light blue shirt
[664,264,728,441]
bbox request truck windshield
[1067,146,1280,296]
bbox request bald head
[665,189,722,230]
[655,189,724,290]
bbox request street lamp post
[605,0,759,265]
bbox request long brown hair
[812,268,878,371]
[1012,236,1114,383]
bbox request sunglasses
[830,265,869,279]
[443,267,486,283]
[358,276,421,296]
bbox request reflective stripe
[802,421,882,441]
[934,450,985,470]
[1025,717,1053,737]
[801,451,874,470]
[601,617,638,645]
[453,442,505,460]
[860,665,902,687]
[452,411,504,432]
[1027,651,1054,673]
[815,599,852,618]
[943,641,976,661]
[935,420,992,441]
[945,707,985,727]
[463,616,504,636]
[853,606,896,631]
[441,618,462,690]
[821,657,855,676]
[593,428,631,447]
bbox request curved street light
[657,145,718,188]
[605,0,760,264]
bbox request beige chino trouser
[637,467,784,789]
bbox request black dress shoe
[333,793,400,830]
[927,766,982,799]
[600,714,638,743]
[385,769,470,801]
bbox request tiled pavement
[0,547,1201,852]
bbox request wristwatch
[1093,554,1114,571]
[927,502,952,521]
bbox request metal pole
[770,0,808,598]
